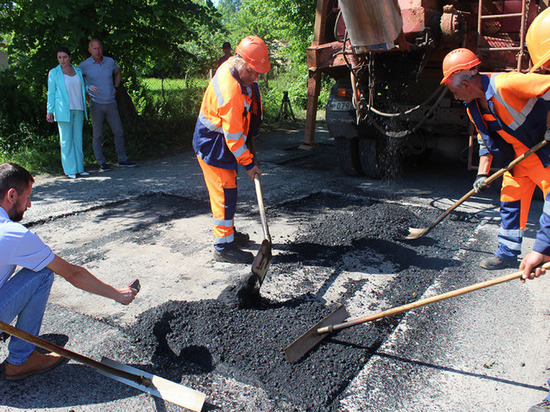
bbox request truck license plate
[328,101,353,111]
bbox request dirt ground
[1,124,550,412]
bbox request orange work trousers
[197,156,238,249]
[497,153,550,259]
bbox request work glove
[545,127,550,141]
[473,174,488,193]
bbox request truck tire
[335,136,362,176]
[358,137,381,179]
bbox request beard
[9,208,24,222]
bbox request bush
[124,78,208,158]
[0,69,64,174]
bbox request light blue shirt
[79,56,119,105]
[0,207,55,289]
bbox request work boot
[233,229,250,247]
[480,255,518,270]
[529,399,550,412]
[213,245,254,264]
[4,351,66,381]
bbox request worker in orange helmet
[526,7,550,74]
[519,11,550,411]
[520,6,550,277]
[193,35,270,263]
[441,48,550,272]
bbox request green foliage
[225,0,316,67]
[0,0,223,85]
[0,68,97,174]
[217,0,324,123]
[122,77,208,158]
[260,72,330,124]
[0,69,47,153]
[0,0,333,173]
[0,0,224,171]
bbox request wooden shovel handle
[424,140,548,234]
[486,140,548,185]
[254,174,271,242]
[318,261,550,334]
[0,320,152,387]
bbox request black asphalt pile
[128,298,391,411]
[127,192,477,410]
[218,273,262,308]
[273,191,476,307]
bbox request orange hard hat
[527,8,550,72]
[440,48,481,85]
[236,35,271,74]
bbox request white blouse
[64,73,84,111]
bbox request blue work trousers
[57,110,84,175]
[0,268,54,365]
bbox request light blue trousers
[57,110,84,175]
[0,267,54,365]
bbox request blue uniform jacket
[467,74,550,168]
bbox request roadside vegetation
[0,0,330,175]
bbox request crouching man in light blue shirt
[0,162,139,381]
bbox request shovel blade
[252,239,272,285]
[284,304,349,364]
[403,227,429,240]
[99,357,206,411]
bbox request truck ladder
[476,0,529,71]
[469,1,532,170]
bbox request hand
[115,280,140,305]
[520,251,550,281]
[473,174,488,193]
[545,127,550,142]
[247,165,261,180]
[88,85,99,94]
[46,113,54,123]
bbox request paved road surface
[1,123,550,411]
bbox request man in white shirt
[0,162,138,381]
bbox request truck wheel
[358,137,381,179]
[335,136,362,176]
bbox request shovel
[404,140,548,240]
[284,262,550,363]
[251,173,272,285]
[0,320,205,411]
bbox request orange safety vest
[467,72,550,167]
[193,60,262,171]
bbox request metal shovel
[284,262,550,363]
[251,173,272,285]
[0,314,205,411]
[404,140,548,240]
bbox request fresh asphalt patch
[1,190,481,410]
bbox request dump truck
[304,0,548,178]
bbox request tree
[222,0,316,69]
[0,0,224,164]
[0,0,223,87]
[217,0,241,17]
